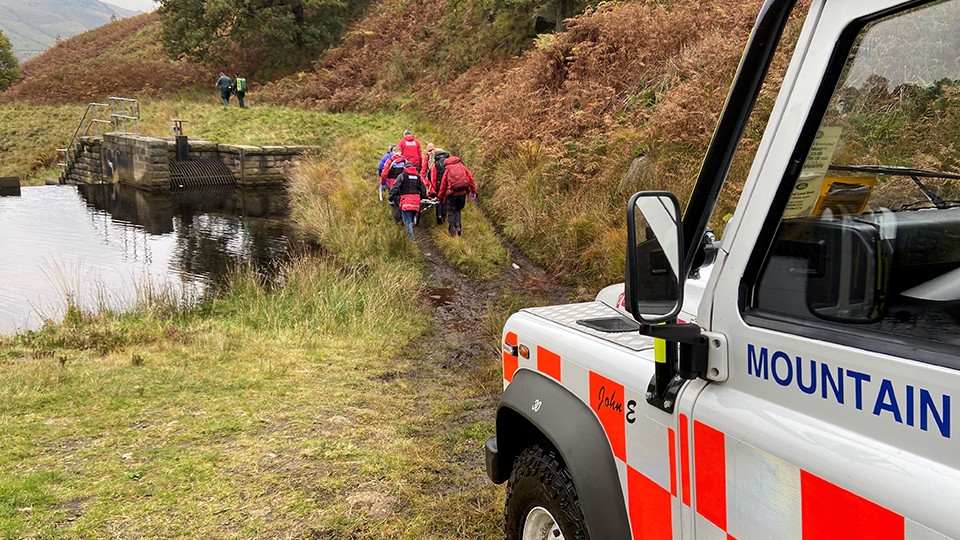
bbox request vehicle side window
[749,0,960,362]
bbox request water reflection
[0,184,305,335]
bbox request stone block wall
[100,133,170,190]
[61,136,103,185]
[165,139,221,161]
[217,144,309,187]
[63,134,315,190]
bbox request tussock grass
[431,202,509,279]
[289,155,418,271]
[479,139,628,285]
[210,256,423,342]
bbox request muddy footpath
[419,236,573,371]
[371,233,575,513]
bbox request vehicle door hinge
[702,331,728,382]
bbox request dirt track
[306,212,583,537]
[419,235,573,368]
[388,232,574,503]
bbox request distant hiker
[422,144,451,225]
[233,73,247,108]
[381,152,408,223]
[396,130,423,169]
[438,155,477,236]
[216,72,232,106]
[388,163,427,240]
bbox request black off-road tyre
[504,444,589,540]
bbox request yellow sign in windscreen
[784,127,843,218]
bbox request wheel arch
[491,369,632,540]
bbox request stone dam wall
[61,133,314,190]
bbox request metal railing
[109,96,139,135]
[57,97,140,170]
[57,101,110,168]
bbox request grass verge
[429,201,509,279]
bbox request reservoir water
[0,183,303,336]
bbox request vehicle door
[688,0,960,537]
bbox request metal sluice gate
[169,158,236,190]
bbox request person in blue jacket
[378,144,397,178]
[215,72,233,106]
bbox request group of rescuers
[378,130,477,240]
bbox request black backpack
[433,151,450,187]
[387,159,406,180]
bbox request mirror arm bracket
[641,322,708,413]
[639,322,702,343]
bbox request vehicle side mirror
[625,192,684,324]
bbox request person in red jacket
[437,155,477,236]
[396,130,423,169]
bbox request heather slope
[0,0,138,61]
[0,13,209,105]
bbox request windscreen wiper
[828,164,960,209]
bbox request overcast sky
[105,0,157,12]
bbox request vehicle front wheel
[504,444,588,540]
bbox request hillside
[4,2,960,537]
[0,0,138,62]
[256,0,806,282]
[262,0,809,281]
[0,0,804,285]
[0,12,208,105]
